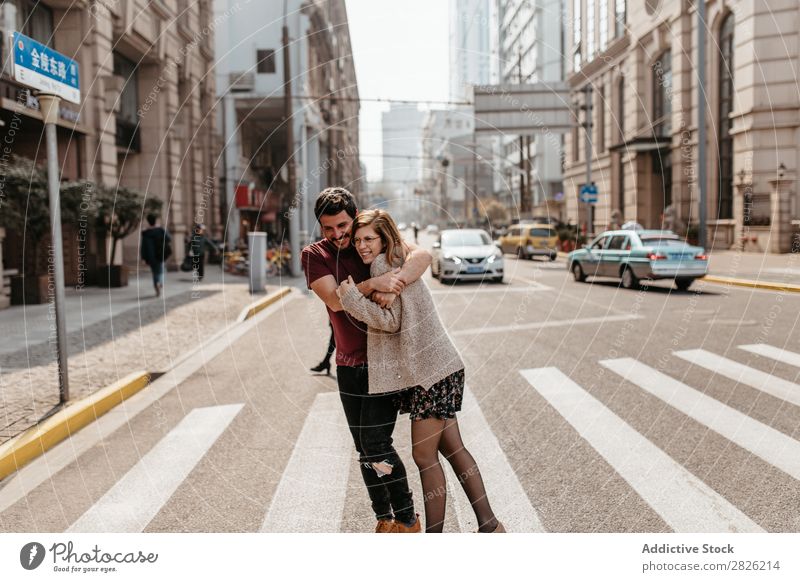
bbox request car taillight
[648,253,667,260]
[695,254,707,260]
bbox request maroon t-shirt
[302,238,371,367]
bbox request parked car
[498,223,558,260]
[426,224,439,234]
[397,222,407,231]
[566,229,708,290]
[431,229,504,283]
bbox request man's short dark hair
[146,213,157,226]
[314,187,357,222]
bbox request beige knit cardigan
[339,253,465,395]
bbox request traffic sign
[11,32,80,104]
[579,183,598,204]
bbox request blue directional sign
[11,32,80,104]
[579,183,598,204]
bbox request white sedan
[431,229,504,283]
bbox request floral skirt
[395,369,465,421]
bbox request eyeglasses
[353,235,381,246]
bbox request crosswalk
[3,342,800,533]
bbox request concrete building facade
[564,0,800,251]
[493,0,565,219]
[0,0,219,303]
[381,103,426,223]
[214,0,361,249]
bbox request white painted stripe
[675,349,800,408]
[67,404,243,533]
[739,344,800,369]
[442,385,545,533]
[452,314,641,337]
[601,358,800,481]
[520,367,763,533]
[261,392,353,532]
[430,283,551,295]
[0,292,297,513]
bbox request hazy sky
[345,1,450,182]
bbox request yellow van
[499,223,558,260]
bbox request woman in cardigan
[336,209,504,534]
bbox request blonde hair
[352,209,407,267]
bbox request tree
[481,198,509,226]
[0,156,58,276]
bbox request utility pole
[283,1,300,276]
[583,84,594,236]
[697,0,708,250]
[517,49,527,217]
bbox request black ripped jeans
[336,364,415,523]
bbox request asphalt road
[2,232,800,533]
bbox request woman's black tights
[411,416,498,533]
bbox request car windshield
[529,228,556,237]
[441,231,491,247]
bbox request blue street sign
[11,32,80,104]
[579,183,598,204]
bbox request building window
[572,0,582,69]
[572,103,580,162]
[1,0,54,46]
[587,1,596,59]
[598,85,606,153]
[652,50,672,137]
[615,0,626,38]
[717,13,735,220]
[599,0,608,52]
[617,76,625,141]
[256,49,276,74]
[113,53,140,152]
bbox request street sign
[579,184,598,204]
[11,32,80,104]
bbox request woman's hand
[336,275,356,299]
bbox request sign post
[12,32,80,403]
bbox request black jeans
[336,364,415,523]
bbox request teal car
[567,230,708,291]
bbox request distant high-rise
[450,0,492,102]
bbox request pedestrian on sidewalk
[186,223,215,282]
[302,187,432,533]
[310,321,335,375]
[337,209,505,534]
[141,214,172,298]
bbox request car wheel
[549,253,557,261]
[675,278,694,291]
[492,276,504,283]
[516,246,526,260]
[571,262,586,282]
[621,266,639,289]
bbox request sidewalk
[705,249,800,290]
[0,264,281,444]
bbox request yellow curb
[0,371,151,481]
[238,286,292,322]
[702,275,800,293]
